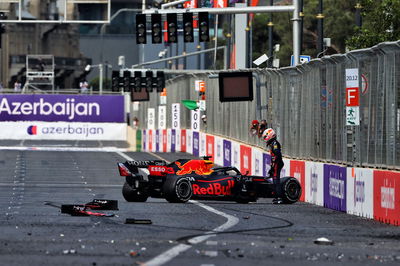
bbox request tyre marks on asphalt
[116,151,240,266]
[7,152,25,217]
[142,200,239,266]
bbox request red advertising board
[206,135,215,162]
[181,129,187,153]
[373,170,400,225]
[290,160,305,202]
[162,129,167,152]
[148,130,153,152]
[240,145,252,175]
[346,87,360,106]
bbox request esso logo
[149,166,166,172]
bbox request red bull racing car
[117,157,301,204]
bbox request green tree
[252,0,357,67]
[346,0,400,50]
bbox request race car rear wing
[118,160,167,176]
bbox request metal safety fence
[133,41,400,170]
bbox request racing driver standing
[262,128,284,204]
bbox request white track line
[116,151,240,266]
[145,200,239,266]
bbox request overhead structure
[141,1,302,65]
[0,0,111,24]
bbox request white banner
[152,129,157,152]
[166,129,172,152]
[252,147,263,176]
[231,141,241,170]
[305,162,325,206]
[346,167,374,218]
[0,121,126,140]
[147,108,155,130]
[171,103,180,129]
[186,129,193,154]
[175,129,181,152]
[281,158,291,178]
[214,136,224,166]
[158,106,166,129]
[199,132,206,157]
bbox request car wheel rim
[177,181,191,198]
[287,182,299,200]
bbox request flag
[182,100,199,110]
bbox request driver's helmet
[262,128,276,143]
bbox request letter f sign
[346,87,359,106]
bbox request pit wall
[132,129,400,226]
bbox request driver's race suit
[267,139,284,200]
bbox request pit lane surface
[0,141,400,266]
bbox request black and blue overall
[267,138,284,202]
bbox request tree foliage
[251,0,399,67]
[346,0,400,50]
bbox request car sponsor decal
[175,160,213,175]
[192,180,235,196]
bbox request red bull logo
[175,160,214,175]
[192,180,235,196]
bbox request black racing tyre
[163,176,192,203]
[281,177,302,204]
[122,182,148,202]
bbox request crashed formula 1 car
[117,157,302,204]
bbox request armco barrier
[138,129,400,226]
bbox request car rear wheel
[122,182,148,202]
[281,177,302,204]
[163,176,192,203]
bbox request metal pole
[105,61,109,90]
[183,43,187,69]
[197,43,201,69]
[213,14,219,69]
[143,6,296,15]
[292,0,300,65]
[99,64,103,94]
[175,42,179,69]
[268,0,273,68]
[299,0,304,54]
[317,0,324,55]
[132,46,225,68]
[253,72,261,121]
[226,15,232,69]
[355,2,362,27]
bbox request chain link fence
[133,41,400,170]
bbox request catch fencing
[133,41,400,170]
